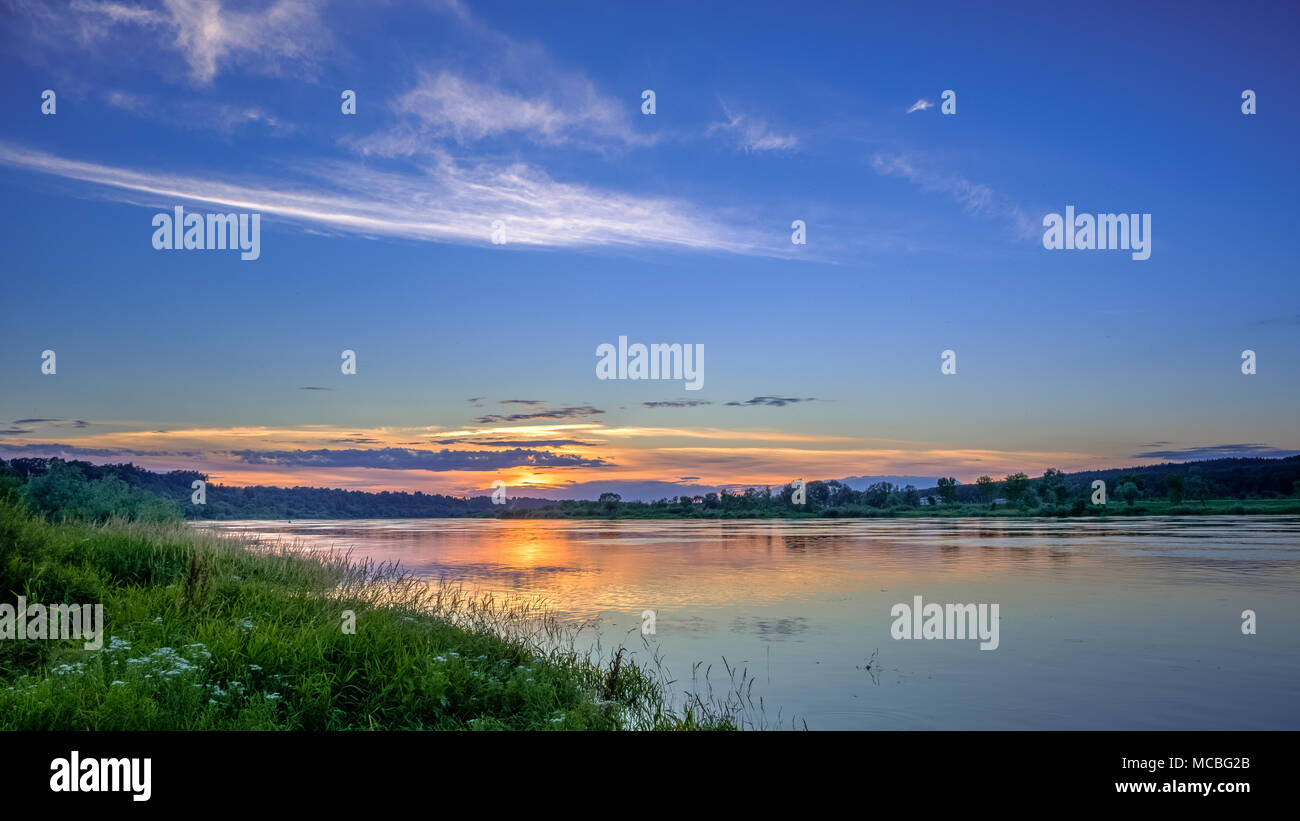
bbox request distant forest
[1,455,1297,520]
[0,458,549,520]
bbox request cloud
[906,99,933,113]
[7,418,90,430]
[643,400,712,408]
[432,438,598,447]
[474,406,605,424]
[724,396,818,407]
[0,442,203,460]
[0,2,790,258]
[346,2,659,156]
[0,439,610,473]
[4,0,160,53]
[0,143,777,256]
[54,0,331,84]
[1132,444,1300,461]
[499,399,545,406]
[74,0,166,26]
[298,386,332,391]
[0,426,1108,501]
[355,70,652,155]
[707,106,798,152]
[104,89,294,135]
[231,446,607,471]
[870,151,1038,240]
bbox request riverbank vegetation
[0,476,739,730]
[506,494,1300,519]
[507,461,1300,519]
[3,454,1297,521]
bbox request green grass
[0,499,736,730]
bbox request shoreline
[186,498,1300,522]
[0,499,738,731]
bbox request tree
[1165,475,1185,505]
[0,463,21,506]
[864,481,893,508]
[1120,481,1140,506]
[936,477,958,505]
[830,481,856,507]
[598,492,621,513]
[1039,468,1069,506]
[21,459,178,522]
[22,460,91,517]
[901,485,920,507]
[807,481,831,507]
[976,475,996,505]
[779,483,799,507]
[1184,474,1211,506]
[1003,472,1029,505]
[1020,487,1041,510]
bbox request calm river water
[205,516,1300,730]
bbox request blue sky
[0,0,1297,499]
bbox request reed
[0,499,753,730]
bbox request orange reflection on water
[203,517,1225,622]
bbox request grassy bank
[0,498,733,730]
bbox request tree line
[2,454,1296,521]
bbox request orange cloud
[0,420,1103,496]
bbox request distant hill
[522,477,946,502]
[500,479,725,503]
[837,475,944,491]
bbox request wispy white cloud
[870,151,1037,239]
[166,0,330,84]
[73,0,164,26]
[707,106,798,152]
[342,0,661,156]
[0,142,777,255]
[104,89,294,134]
[905,98,933,114]
[24,0,330,84]
[353,69,653,156]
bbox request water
[204,516,1300,730]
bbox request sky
[0,0,1297,500]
